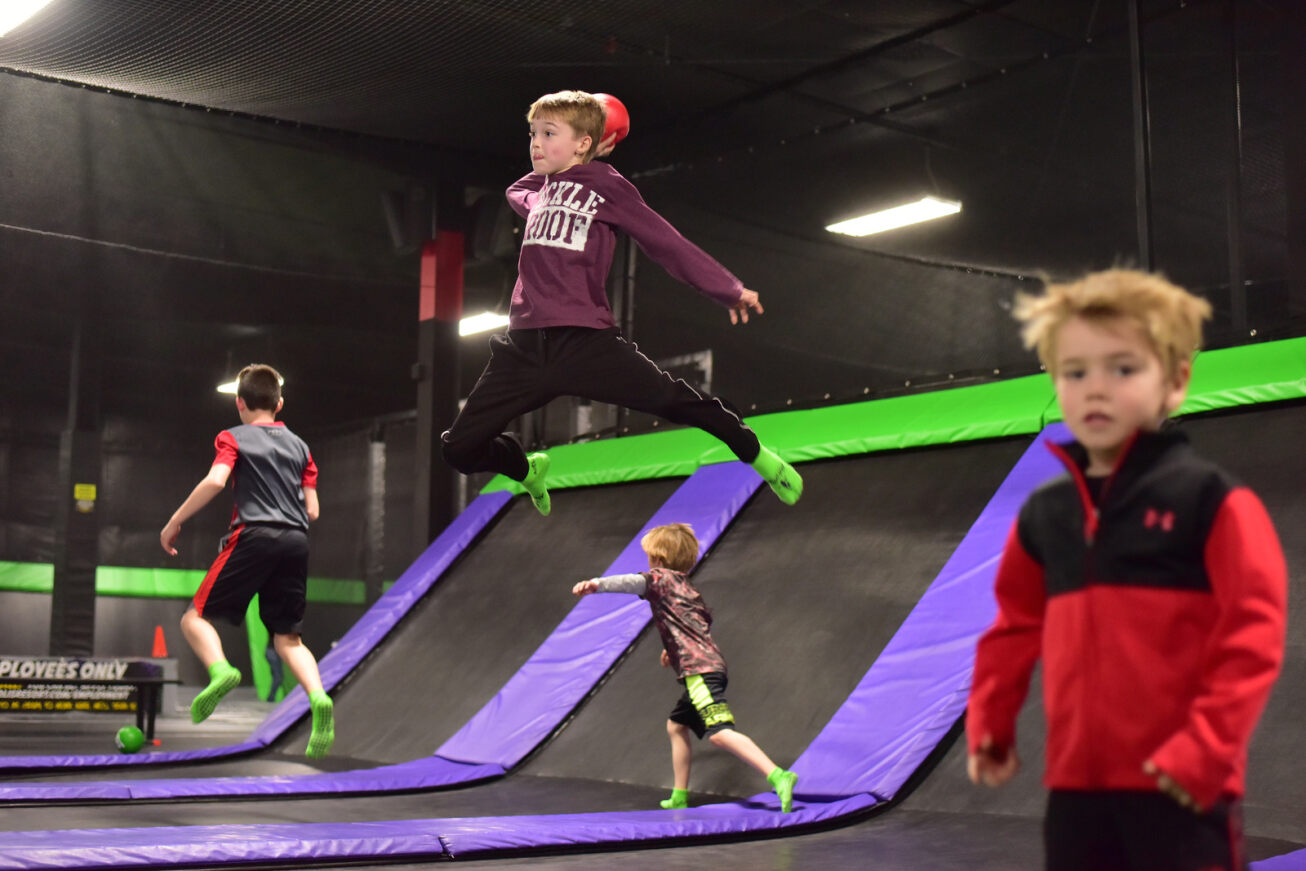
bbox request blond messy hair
[527,90,604,163]
[640,523,700,574]
[1014,269,1212,379]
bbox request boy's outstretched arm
[572,573,647,597]
[966,519,1045,788]
[160,464,232,555]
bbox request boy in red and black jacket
[966,270,1286,871]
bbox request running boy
[441,90,802,516]
[966,270,1287,870]
[160,364,335,758]
[572,523,798,812]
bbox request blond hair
[640,523,700,573]
[527,90,604,163]
[1014,269,1212,378]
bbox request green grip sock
[659,788,689,809]
[751,446,803,506]
[306,689,335,759]
[767,767,798,813]
[521,452,552,516]
[191,661,241,724]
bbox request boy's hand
[660,650,670,668]
[595,133,619,158]
[1143,760,1203,813]
[160,520,182,556]
[729,288,764,325]
[572,579,599,596]
[967,735,1020,787]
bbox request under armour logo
[1144,508,1175,532]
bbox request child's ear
[1164,358,1193,415]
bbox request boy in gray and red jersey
[573,523,798,812]
[160,364,334,758]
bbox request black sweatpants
[1044,789,1246,871]
[441,326,761,481]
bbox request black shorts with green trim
[669,672,736,739]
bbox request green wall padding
[1042,337,1306,423]
[484,336,1306,494]
[0,561,53,592]
[0,563,366,604]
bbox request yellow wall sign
[73,483,97,501]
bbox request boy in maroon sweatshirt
[966,270,1287,870]
[440,90,801,515]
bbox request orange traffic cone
[151,625,168,658]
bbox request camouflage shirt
[593,568,727,678]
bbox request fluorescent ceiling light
[0,1,56,37]
[825,196,961,237]
[460,312,510,336]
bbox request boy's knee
[667,720,689,738]
[707,727,737,748]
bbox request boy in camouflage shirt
[573,523,798,812]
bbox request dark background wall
[1,0,1303,661]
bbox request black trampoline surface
[5,410,1301,871]
[0,435,1024,828]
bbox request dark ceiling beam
[660,0,1022,130]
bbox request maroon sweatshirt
[505,162,744,330]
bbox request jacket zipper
[1043,429,1141,785]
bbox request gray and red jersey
[592,567,727,678]
[505,162,744,330]
[212,422,317,531]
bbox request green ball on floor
[115,725,145,754]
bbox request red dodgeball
[593,93,630,146]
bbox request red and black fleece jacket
[966,428,1286,808]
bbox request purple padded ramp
[1254,851,1306,871]
[0,796,877,869]
[0,491,511,774]
[250,489,513,744]
[791,425,1066,799]
[438,461,762,767]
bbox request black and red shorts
[191,524,309,636]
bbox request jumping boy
[572,523,799,812]
[966,270,1287,870]
[441,90,802,516]
[160,364,335,758]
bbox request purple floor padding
[437,461,763,768]
[0,491,512,774]
[0,795,879,869]
[791,425,1068,799]
[0,757,506,802]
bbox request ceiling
[0,0,1294,429]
